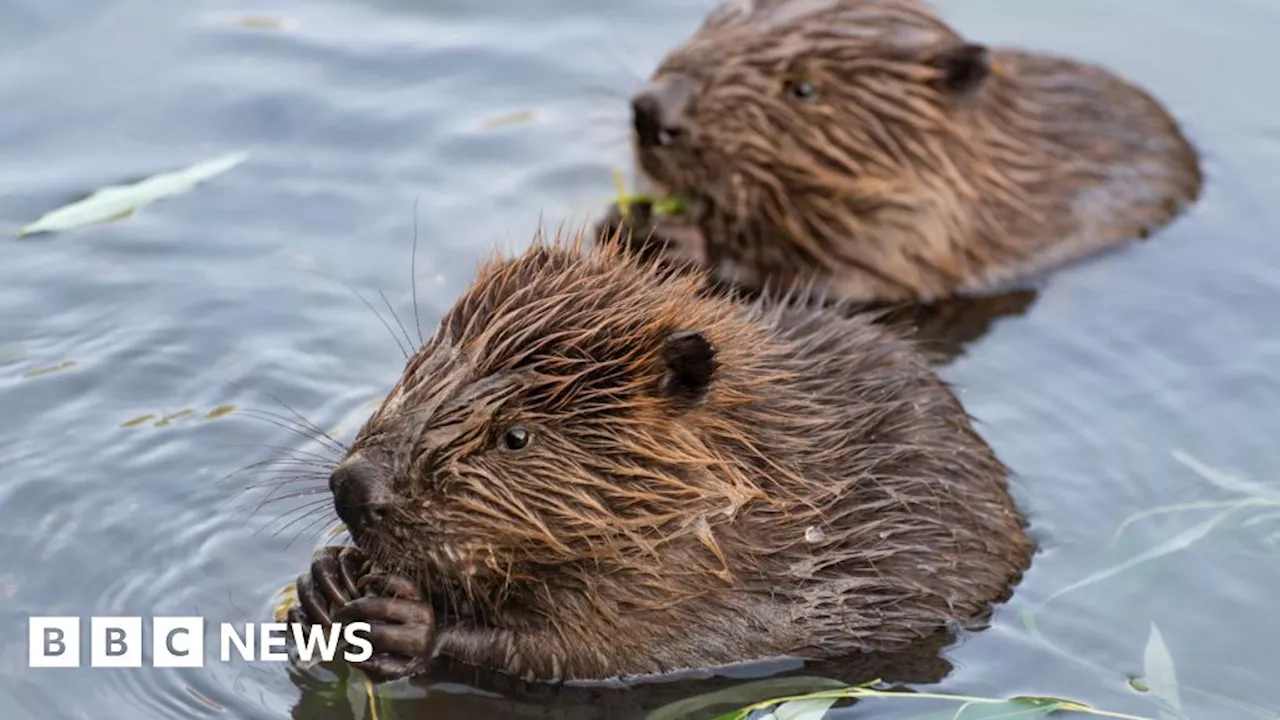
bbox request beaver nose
[632,75,695,149]
[329,455,394,535]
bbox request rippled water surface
[2,0,1277,718]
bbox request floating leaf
[649,677,848,720]
[17,151,249,237]
[1141,623,1182,718]
[185,686,223,711]
[708,686,1152,720]
[21,361,76,378]
[154,409,195,427]
[121,414,156,428]
[228,15,292,31]
[772,696,839,720]
[478,109,536,131]
[896,698,1061,719]
[204,404,236,419]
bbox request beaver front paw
[334,574,437,683]
[288,545,365,629]
[287,548,437,683]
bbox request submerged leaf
[17,151,249,237]
[21,361,76,378]
[1172,450,1280,502]
[1043,506,1240,606]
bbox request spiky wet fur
[634,0,1203,302]
[341,227,1031,682]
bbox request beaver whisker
[376,288,417,358]
[236,408,347,456]
[293,266,414,360]
[286,513,344,550]
[270,502,338,544]
[209,443,340,466]
[408,195,425,347]
[253,487,332,507]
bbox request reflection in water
[864,288,1040,365]
[285,630,957,720]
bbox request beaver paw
[334,574,437,683]
[289,545,365,628]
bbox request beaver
[604,0,1203,303]
[601,197,1044,366]
[287,228,1032,684]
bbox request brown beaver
[605,0,1203,303]
[287,228,1032,684]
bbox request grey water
[1,0,1277,718]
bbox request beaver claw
[291,546,363,627]
[288,548,438,683]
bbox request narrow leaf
[1141,623,1182,716]
[1172,450,1279,502]
[1043,506,1239,605]
[774,697,839,720]
[17,150,249,237]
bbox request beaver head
[329,229,1030,681]
[629,0,1202,302]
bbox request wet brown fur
[338,226,1031,682]
[632,0,1203,302]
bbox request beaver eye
[786,81,817,101]
[500,426,531,452]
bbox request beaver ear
[933,42,990,95]
[659,330,718,403]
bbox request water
[1,0,1276,718]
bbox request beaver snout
[330,455,395,536]
[631,74,696,148]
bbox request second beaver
[609,0,1203,302]
[287,229,1032,684]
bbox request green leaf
[17,150,249,237]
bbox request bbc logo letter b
[29,617,80,668]
[91,617,143,667]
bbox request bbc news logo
[28,617,372,668]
